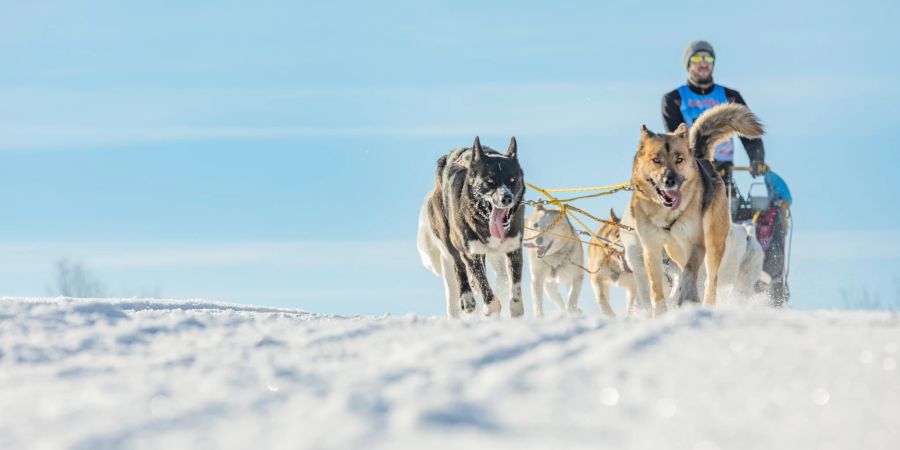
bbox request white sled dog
[714,222,765,299]
[523,204,585,317]
[417,137,526,318]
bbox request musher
[661,40,789,305]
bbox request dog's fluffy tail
[689,103,764,160]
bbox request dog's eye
[652,157,662,164]
[675,157,684,164]
[509,177,516,183]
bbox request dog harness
[678,84,735,162]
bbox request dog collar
[663,215,679,232]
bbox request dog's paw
[509,298,525,318]
[652,302,668,318]
[599,306,616,317]
[567,306,584,315]
[460,293,477,314]
[484,299,501,317]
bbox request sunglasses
[690,54,715,64]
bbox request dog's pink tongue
[489,207,507,240]
[668,190,682,209]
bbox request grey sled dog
[417,137,526,318]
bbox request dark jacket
[661,81,765,164]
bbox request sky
[1,0,898,315]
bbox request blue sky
[2,0,898,315]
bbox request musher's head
[683,40,715,85]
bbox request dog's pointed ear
[610,208,620,223]
[472,136,484,162]
[506,136,517,159]
[640,124,655,141]
[674,123,688,138]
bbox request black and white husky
[417,137,526,318]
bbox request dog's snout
[663,170,678,188]
[500,192,513,207]
[535,236,544,246]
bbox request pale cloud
[0,82,656,150]
[0,240,420,273]
[789,230,900,262]
[3,75,894,151]
[0,239,441,311]
[3,231,898,275]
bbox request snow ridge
[1,298,898,450]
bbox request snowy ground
[2,297,898,450]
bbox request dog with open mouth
[523,204,584,317]
[629,103,764,316]
[586,209,638,317]
[417,137,526,318]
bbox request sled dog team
[417,103,765,318]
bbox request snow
[2,297,899,450]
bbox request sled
[729,167,793,306]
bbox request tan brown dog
[587,209,635,317]
[629,103,763,316]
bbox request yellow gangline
[525,181,634,232]
[536,182,631,193]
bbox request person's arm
[725,88,766,173]
[661,89,684,132]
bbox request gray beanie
[683,40,715,69]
